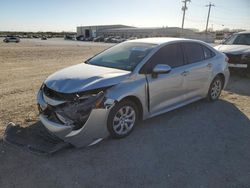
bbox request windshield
[223,34,250,45]
[86,42,156,71]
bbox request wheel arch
[119,95,143,120]
[214,73,225,88]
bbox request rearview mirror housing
[153,64,172,74]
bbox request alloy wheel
[210,79,222,100]
[112,106,136,135]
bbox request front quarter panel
[105,74,149,119]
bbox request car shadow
[2,121,71,155]
[0,99,250,187]
[225,74,250,96]
[1,98,250,154]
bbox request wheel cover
[211,79,222,99]
[112,105,136,135]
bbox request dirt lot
[0,39,249,188]
[0,39,113,135]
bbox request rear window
[224,34,250,45]
[183,42,204,64]
[202,46,215,59]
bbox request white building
[76,25,215,42]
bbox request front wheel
[107,100,138,138]
[207,76,223,101]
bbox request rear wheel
[207,76,223,101]
[107,100,138,138]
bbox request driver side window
[141,43,184,74]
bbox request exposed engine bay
[37,84,116,147]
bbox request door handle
[181,70,189,76]
[207,63,212,68]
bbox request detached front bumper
[37,89,113,147]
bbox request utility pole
[205,2,215,33]
[181,0,191,30]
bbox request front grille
[43,84,108,101]
[43,85,75,101]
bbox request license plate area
[228,63,248,68]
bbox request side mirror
[153,64,172,74]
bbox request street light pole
[205,2,215,33]
[181,0,191,30]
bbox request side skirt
[147,96,204,119]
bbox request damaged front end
[37,84,115,147]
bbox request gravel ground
[0,38,113,134]
[0,38,249,188]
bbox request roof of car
[126,37,196,45]
[237,31,250,34]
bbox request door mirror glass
[153,64,172,74]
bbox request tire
[107,99,138,138]
[207,76,223,101]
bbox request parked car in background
[93,36,104,42]
[85,37,94,41]
[76,35,85,41]
[41,36,47,40]
[110,36,126,43]
[127,37,138,40]
[37,38,229,148]
[64,35,76,40]
[3,36,20,43]
[104,36,113,43]
[214,31,250,75]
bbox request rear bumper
[37,90,111,147]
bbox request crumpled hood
[44,63,131,93]
[214,44,250,54]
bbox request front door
[143,43,187,116]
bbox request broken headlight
[54,91,105,130]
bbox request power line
[181,0,191,30]
[205,2,215,33]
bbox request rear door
[142,43,186,116]
[181,42,214,99]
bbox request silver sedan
[37,38,230,147]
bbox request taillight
[225,56,229,62]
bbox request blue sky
[0,0,249,32]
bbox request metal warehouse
[77,24,193,38]
[76,25,134,38]
[76,24,215,42]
